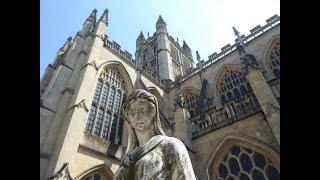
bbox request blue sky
[40,0,280,77]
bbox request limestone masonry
[40,8,280,180]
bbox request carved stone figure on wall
[236,45,260,73]
[241,53,260,73]
[114,89,196,180]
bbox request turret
[155,15,174,81]
[93,8,109,38]
[136,31,145,50]
[182,41,193,61]
[80,9,97,36]
[156,15,167,34]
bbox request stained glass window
[93,80,102,103]
[85,105,97,133]
[267,39,280,79]
[216,145,279,180]
[85,66,126,145]
[183,91,199,118]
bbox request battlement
[104,38,136,67]
[167,35,193,60]
[179,14,280,82]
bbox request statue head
[122,89,165,152]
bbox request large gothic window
[218,69,259,118]
[172,60,181,78]
[85,66,126,145]
[216,145,280,180]
[265,38,280,103]
[183,90,199,118]
[267,39,280,79]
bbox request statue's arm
[166,138,197,180]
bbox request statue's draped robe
[114,135,196,180]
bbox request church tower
[41,7,280,180]
[135,15,194,84]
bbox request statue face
[126,98,156,132]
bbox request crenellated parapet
[104,39,136,67]
[178,14,280,83]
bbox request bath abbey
[40,8,280,180]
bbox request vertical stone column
[240,48,280,145]
[245,69,280,144]
[172,85,195,151]
[157,33,174,81]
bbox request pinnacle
[138,31,145,39]
[156,15,166,25]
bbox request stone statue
[114,89,196,180]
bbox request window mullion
[114,92,123,144]
[107,114,113,140]
[100,82,110,138]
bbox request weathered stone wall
[191,113,279,180]
[40,10,279,180]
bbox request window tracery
[85,66,126,145]
[183,90,199,118]
[216,145,279,180]
[218,69,259,118]
[267,39,280,79]
[266,39,280,103]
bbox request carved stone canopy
[241,53,260,73]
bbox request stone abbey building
[40,8,280,180]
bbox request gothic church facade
[40,8,280,180]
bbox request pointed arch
[213,65,240,106]
[84,61,134,146]
[97,61,134,94]
[213,65,243,96]
[205,134,279,180]
[181,87,200,118]
[73,164,114,180]
[262,35,280,80]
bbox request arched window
[267,39,280,79]
[183,90,199,118]
[85,66,127,145]
[217,68,259,117]
[216,145,280,180]
[218,70,254,105]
